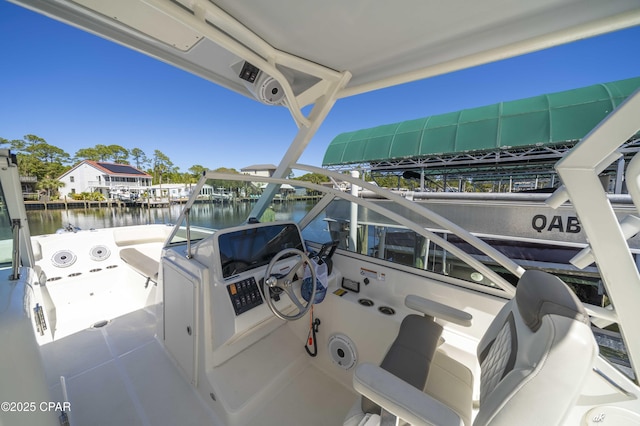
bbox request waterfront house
[148,183,218,201]
[19,175,38,200]
[58,160,152,199]
[241,164,296,197]
[240,164,277,178]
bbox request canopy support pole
[349,170,360,251]
[249,71,352,220]
[553,87,640,377]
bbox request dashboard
[218,223,304,279]
[215,222,305,316]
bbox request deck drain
[378,306,395,315]
[358,298,374,307]
[92,320,109,328]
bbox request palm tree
[37,175,65,200]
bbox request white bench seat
[120,248,159,286]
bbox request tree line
[0,134,336,199]
[3,133,464,198]
[0,134,232,186]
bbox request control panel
[227,277,264,316]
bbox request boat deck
[41,308,220,425]
[40,307,356,426]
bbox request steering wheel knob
[266,276,278,287]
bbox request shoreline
[24,194,322,210]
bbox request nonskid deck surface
[210,323,358,426]
[245,364,356,426]
[41,308,222,426]
[40,307,356,426]
[43,267,156,340]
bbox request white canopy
[11,0,640,127]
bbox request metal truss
[325,137,640,183]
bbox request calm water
[27,200,318,236]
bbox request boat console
[160,221,321,376]
[157,220,342,424]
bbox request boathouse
[323,77,640,193]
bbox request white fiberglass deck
[42,267,156,340]
[40,307,355,426]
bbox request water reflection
[27,200,318,236]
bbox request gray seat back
[361,314,443,415]
[474,270,597,426]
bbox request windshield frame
[165,166,521,295]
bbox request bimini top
[8,0,640,129]
[322,77,640,167]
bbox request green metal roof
[323,77,640,166]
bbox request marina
[25,200,318,236]
[23,195,323,211]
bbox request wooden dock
[24,200,122,210]
[24,194,323,210]
[24,198,174,210]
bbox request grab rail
[10,219,21,280]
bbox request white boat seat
[113,226,170,246]
[120,247,159,286]
[360,313,443,416]
[348,270,598,426]
[347,294,473,426]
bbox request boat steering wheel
[263,248,316,321]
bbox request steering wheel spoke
[263,248,316,321]
[283,285,306,311]
[284,258,305,282]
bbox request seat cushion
[425,350,474,426]
[120,247,159,281]
[362,314,443,414]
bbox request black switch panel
[227,277,263,316]
[239,62,260,83]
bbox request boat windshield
[167,175,521,292]
[166,177,313,245]
[166,173,627,296]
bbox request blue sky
[1,1,640,174]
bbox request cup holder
[378,306,395,316]
[358,298,374,307]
